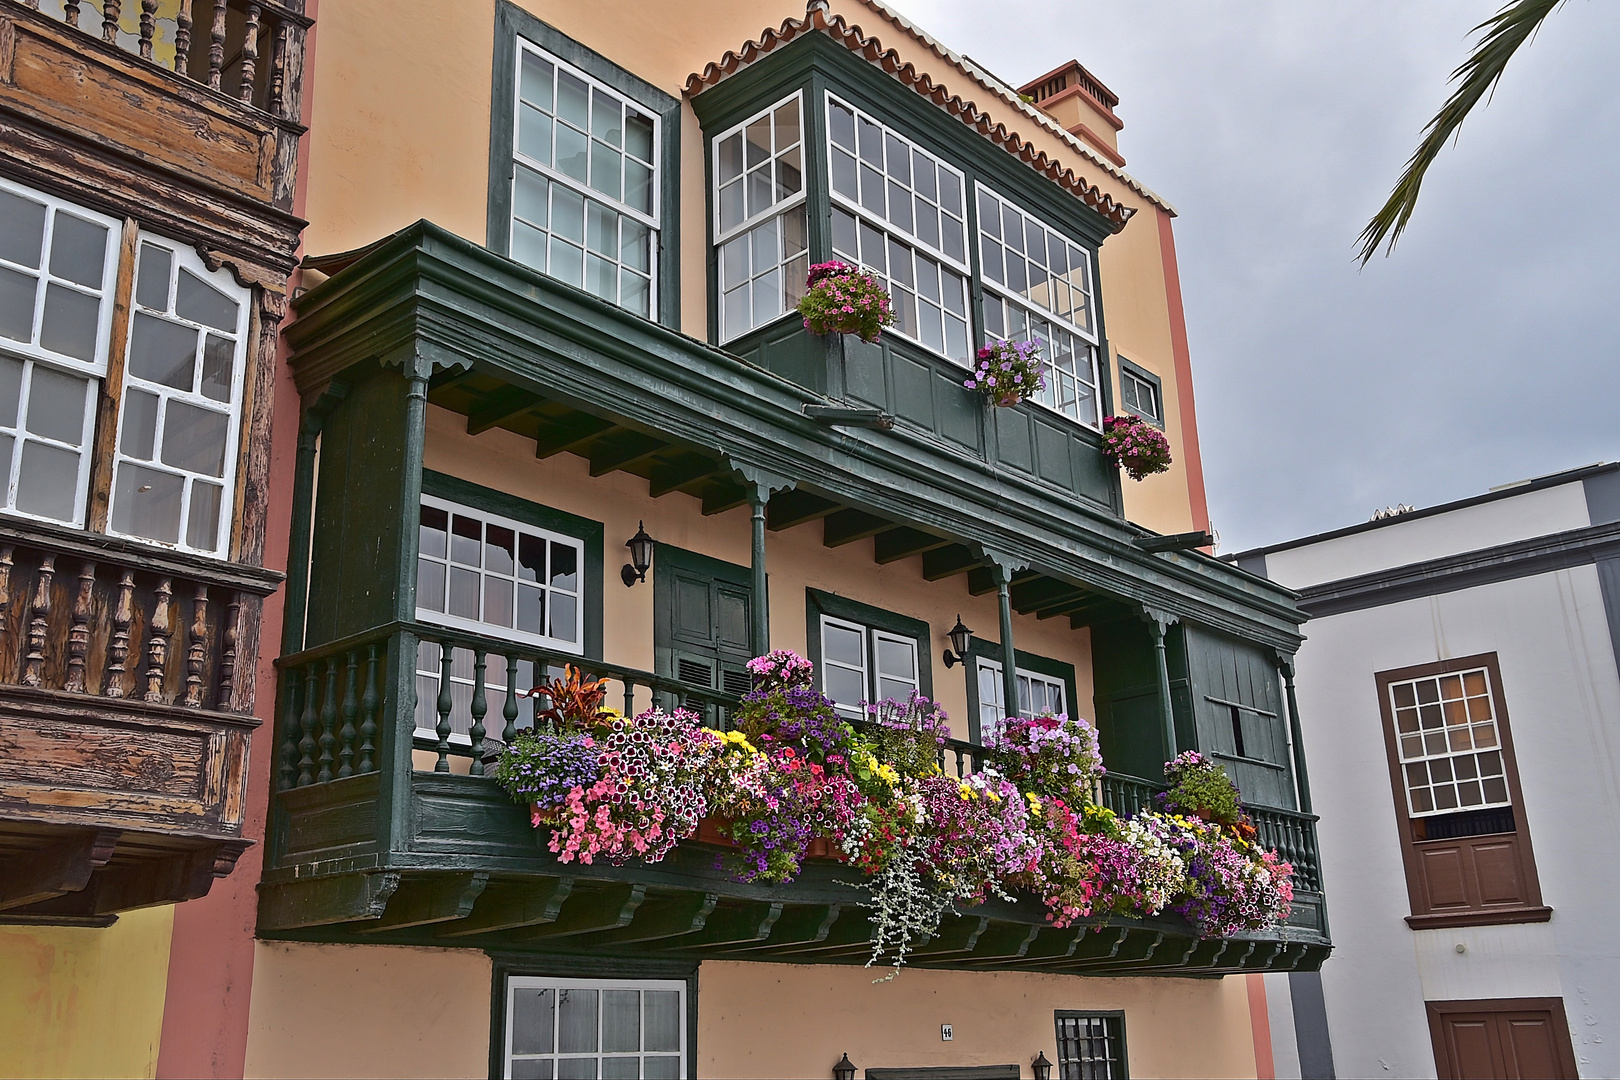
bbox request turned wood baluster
[468,650,488,777]
[64,562,96,693]
[358,644,379,774]
[64,1,81,29]
[623,678,635,720]
[22,555,55,688]
[268,22,288,116]
[435,642,454,773]
[101,1,119,43]
[104,570,135,697]
[338,651,358,778]
[143,578,172,703]
[0,546,14,640]
[237,3,260,103]
[174,0,193,75]
[317,658,337,783]
[182,585,207,707]
[216,593,240,710]
[139,0,158,59]
[207,0,227,90]
[278,673,301,790]
[502,655,520,746]
[296,663,317,786]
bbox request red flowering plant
[964,339,1044,407]
[797,261,895,343]
[1100,414,1173,481]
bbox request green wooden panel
[994,407,1034,474]
[892,353,934,427]
[1034,417,1076,490]
[845,336,885,406]
[1090,618,1167,779]
[1180,625,1294,809]
[934,369,981,451]
[1072,435,1116,510]
[655,545,753,695]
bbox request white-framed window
[819,614,920,721]
[1388,667,1510,817]
[509,39,659,318]
[1119,362,1162,425]
[976,185,1101,428]
[108,239,250,555]
[503,976,686,1079]
[715,93,808,341]
[976,656,1067,741]
[416,495,585,653]
[0,177,119,527]
[826,93,972,362]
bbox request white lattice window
[976,656,1067,741]
[0,177,119,527]
[819,614,920,721]
[715,93,808,341]
[503,977,686,1079]
[1388,668,1510,816]
[827,94,972,362]
[109,239,250,555]
[510,40,659,317]
[976,185,1101,428]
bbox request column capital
[724,457,796,505]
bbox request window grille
[1056,1012,1127,1080]
[1388,668,1510,816]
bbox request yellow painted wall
[241,941,494,1079]
[423,405,1094,738]
[0,906,175,1080]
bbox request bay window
[714,93,808,341]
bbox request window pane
[0,267,37,343]
[120,387,160,459]
[550,591,577,643]
[176,269,239,331]
[823,622,863,666]
[48,213,109,288]
[420,504,449,558]
[200,334,236,402]
[876,637,915,684]
[644,1057,681,1080]
[519,104,553,166]
[135,244,171,311]
[556,71,589,129]
[586,254,617,301]
[520,52,555,110]
[161,401,230,477]
[592,90,623,148]
[517,583,544,634]
[644,991,681,1052]
[550,542,578,591]
[0,434,11,493]
[450,514,482,565]
[187,480,223,550]
[557,989,598,1054]
[602,990,639,1053]
[111,461,182,541]
[590,142,623,200]
[825,665,864,707]
[484,576,514,628]
[624,160,653,214]
[24,365,88,444]
[17,440,82,521]
[515,168,549,227]
[512,988,555,1055]
[556,1062,596,1080]
[0,190,47,269]
[0,356,21,426]
[746,116,772,168]
[448,565,479,619]
[557,124,589,185]
[417,558,446,613]
[550,239,584,287]
[601,1060,637,1080]
[718,133,744,185]
[39,283,99,361]
[625,111,655,163]
[130,312,198,389]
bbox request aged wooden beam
[710,903,843,953]
[700,483,749,517]
[357,872,489,933]
[659,901,782,950]
[907,915,991,960]
[1034,593,1107,619]
[921,544,980,581]
[648,455,724,498]
[1010,577,1086,614]
[872,527,954,565]
[0,828,120,911]
[572,892,718,947]
[967,567,1038,596]
[822,509,892,548]
[588,433,669,477]
[955,923,1043,962]
[750,905,873,957]
[512,883,647,941]
[257,872,403,931]
[434,877,574,938]
[533,414,617,459]
[765,490,842,531]
[466,388,544,435]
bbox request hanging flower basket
[1100,414,1172,481]
[964,339,1044,407]
[796,261,895,344]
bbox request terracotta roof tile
[684,1,1146,233]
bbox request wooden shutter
[655,546,751,695]
[1428,999,1577,1080]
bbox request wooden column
[1142,607,1178,762]
[748,491,768,657]
[1279,654,1312,814]
[994,567,1019,722]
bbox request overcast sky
[896,0,1620,552]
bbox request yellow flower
[958,783,975,801]
[1026,792,1042,817]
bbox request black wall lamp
[1032,1050,1054,1080]
[941,615,973,668]
[832,1053,857,1080]
[621,521,654,587]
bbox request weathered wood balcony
[0,517,281,923]
[260,622,1329,974]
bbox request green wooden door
[654,545,753,697]
[1177,625,1295,809]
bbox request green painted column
[280,420,320,656]
[749,489,768,658]
[1280,655,1313,813]
[996,568,1019,724]
[1144,610,1177,762]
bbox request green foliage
[1161,750,1242,827]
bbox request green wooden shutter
[655,545,753,695]
[1179,625,1295,809]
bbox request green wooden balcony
[259,621,1329,974]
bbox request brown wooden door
[1428,1000,1578,1079]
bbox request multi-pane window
[503,977,685,1079]
[0,178,118,526]
[1056,1012,1127,1079]
[110,240,249,555]
[1119,364,1161,425]
[977,186,1101,428]
[976,657,1066,741]
[827,94,972,361]
[820,614,920,721]
[510,41,658,317]
[1388,668,1510,816]
[715,94,808,341]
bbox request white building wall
[1292,561,1620,1079]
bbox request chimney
[1018,60,1125,167]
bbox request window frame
[824,90,974,364]
[805,589,933,720]
[1117,358,1163,428]
[974,655,1068,740]
[487,3,681,326]
[106,236,251,556]
[1055,1009,1129,1080]
[496,972,692,1080]
[965,640,1079,745]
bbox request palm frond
[1357,0,1565,265]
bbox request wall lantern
[941,615,973,668]
[832,1053,858,1080]
[621,521,655,587]
[1032,1051,1054,1080]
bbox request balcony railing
[22,0,308,120]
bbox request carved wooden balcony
[0,518,280,924]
